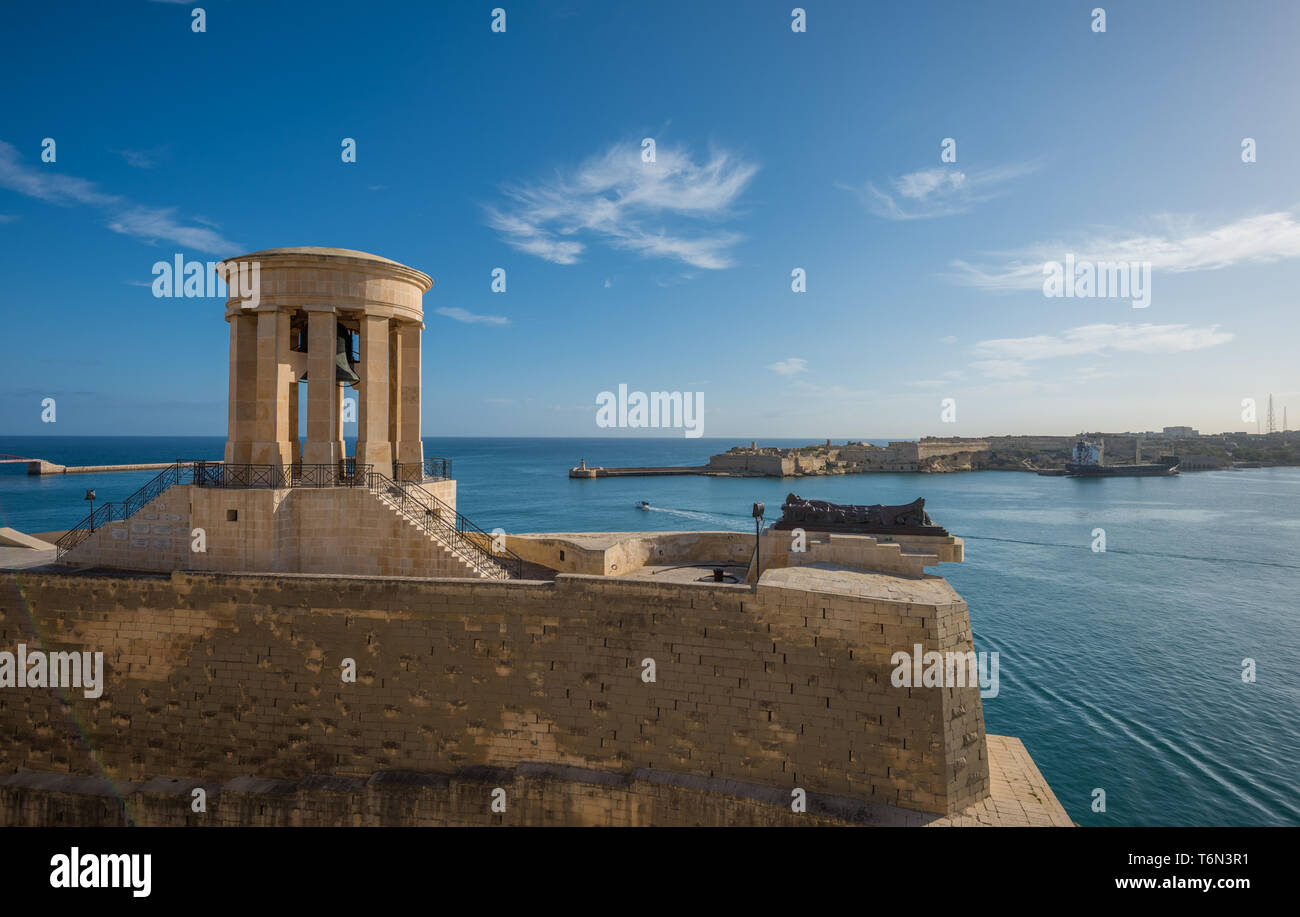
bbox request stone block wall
[505,532,754,577]
[0,566,989,816]
[61,481,471,578]
[0,764,934,827]
[751,531,959,581]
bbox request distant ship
[1064,438,1179,477]
[635,500,651,509]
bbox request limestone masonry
[0,247,1071,827]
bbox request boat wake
[638,504,749,530]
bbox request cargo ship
[1064,438,1179,477]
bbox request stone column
[250,309,294,467]
[224,312,257,464]
[393,322,423,478]
[388,329,403,479]
[355,314,392,477]
[288,381,301,464]
[336,382,347,460]
[302,306,340,466]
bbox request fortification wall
[0,764,917,827]
[0,566,988,816]
[915,440,990,460]
[705,453,791,475]
[505,532,753,577]
[838,445,915,471]
[750,531,963,581]
[706,452,752,473]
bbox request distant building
[706,439,989,476]
[1163,426,1198,437]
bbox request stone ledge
[0,738,1071,826]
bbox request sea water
[2,434,1297,826]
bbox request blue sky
[2,0,1298,439]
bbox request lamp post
[85,489,97,532]
[752,501,765,583]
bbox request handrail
[54,459,520,579]
[366,471,523,579]
[393,457,452,482]
[56,460,188,558]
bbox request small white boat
[635,500,650,510]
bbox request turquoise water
[2,435,1298,827]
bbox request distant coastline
[570,430,1300,478]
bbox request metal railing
[367,471,523,579]
[54,459,523,578]
[189,460,369,489]
[56,461,192,557]
[57,460,375,558]
[393,457,452,483]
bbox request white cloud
[973,323,1233,361]
[896,168,967,200]
[844,162,1037,221]
[767,357,808,376]
[790,378,880,401]
[436,306,509,326]
[107,206,238,254]
[0,141,119,206]
[488,141,757,269]
[951,211,1300,290]
[0,139,239,253]
[970,359,1031,379]
[939,335,957,344]
[117,148,163,169]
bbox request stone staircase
[367,477,512,580]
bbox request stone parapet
[0,563,990,816]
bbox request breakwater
[26,460,185,476]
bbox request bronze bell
[294,321,360,387]
[335,324,360,387]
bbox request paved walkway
[933,735,1075,826]
[0,545,58,571]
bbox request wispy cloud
[951,211,1300,290]
[973,322,1233,362]
[843,162,1037,220]
[767,357,808,376]
[116,147,165,169]
[970,359,1031,379]
[790,378,879,401]
[0,140,239,253]
[0,141,119,206]
[487,140,758,269]
[108,206,239,252]
[435,306,509,326]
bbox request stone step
[370,490,504,578]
